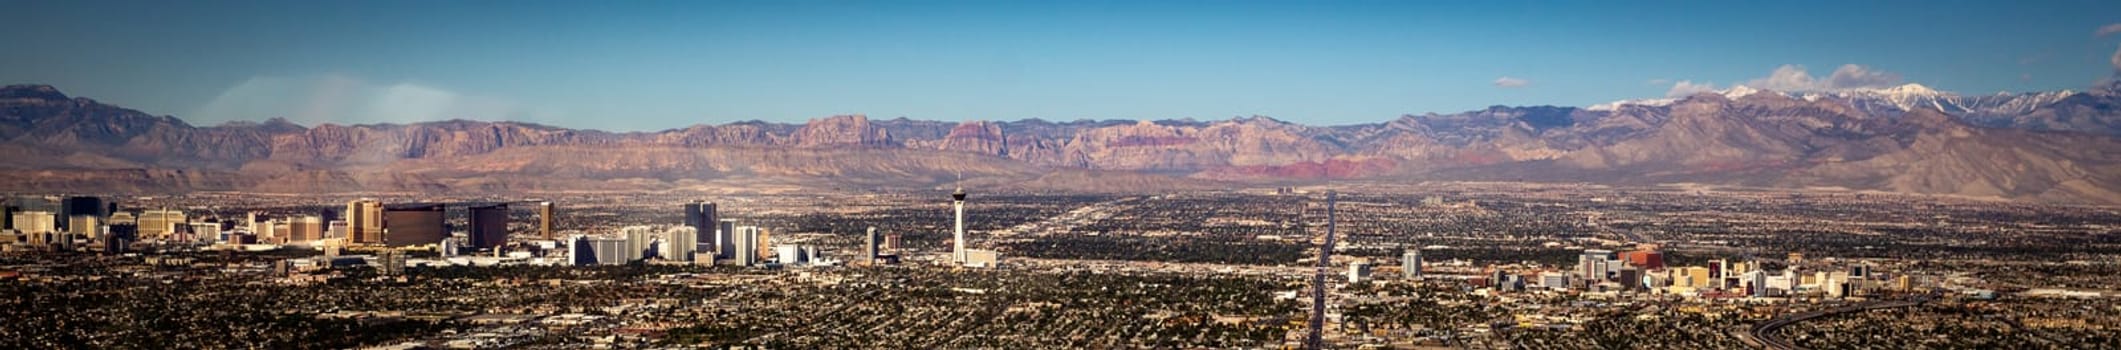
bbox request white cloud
[2098,23,2121,38]
[1492,76,1530,88]
[1664,80,1718,97]
[2100,24,2121,71]
[1740,64,1902,92]
[191,75,544,126]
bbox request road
[1739,296,1932,349]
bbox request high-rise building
[326,220,348,241]
[1579,249,1615,282]
[1749,270,1770,297]
[884,233,902,252]
[346,199,384,244]
[662,227,698,262]
[58,196,109,231]
[538,201,556,240]
[1401,248,1423,279]
[683,201,716,252]
[1617,268,1644,290]
[1,204,12,231]
[733,225,760,266]
[865,226,880,265]
[570,235,596,265]
[67,215,100,238]
[288,216,325,242]
[382,204,446,247]
[623,226,659,260]
[271,221,292,244]
[138,209,185,238]
[104,222,137,253]
[188,222,222,244]
[716,219,737,259]
[593,236,631,264]
[14,211,57,234]
[776,244,807,265]
[1347,260,1372,284]
[468,204,509,250]
[951,187,967,265]
[756,228,772,260]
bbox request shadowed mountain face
[4,84,2120,203]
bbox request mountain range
[4,83,2120,204]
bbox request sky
[3,0,2120,131]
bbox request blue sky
[3,0,2119,130]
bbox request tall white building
[662,227,698,262]
[621,226,658,260]
[864,226,880,265]
[734,226,760,266]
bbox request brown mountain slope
[5,84,2121,203]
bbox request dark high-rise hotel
[469,204,509,249]
[383,204,446,247]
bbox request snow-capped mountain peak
[1721,85,1763,99]
[1874,83,1940,96]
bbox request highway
[1740,296,1933,349]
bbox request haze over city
[3,1,2121,349]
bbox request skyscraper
[382,204,446,247]
[662,226,698,262]
[538,201,556,240]
[468,204,509,250]
[716,219,737,259]
[347,199,384,244]
[756,228,772,261]
[683,201,716,253]
[951,187,967,265]
[865,226,879,265]
[733,225,759,266]
[624,226,658,260]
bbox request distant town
[2,182,2115,349]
